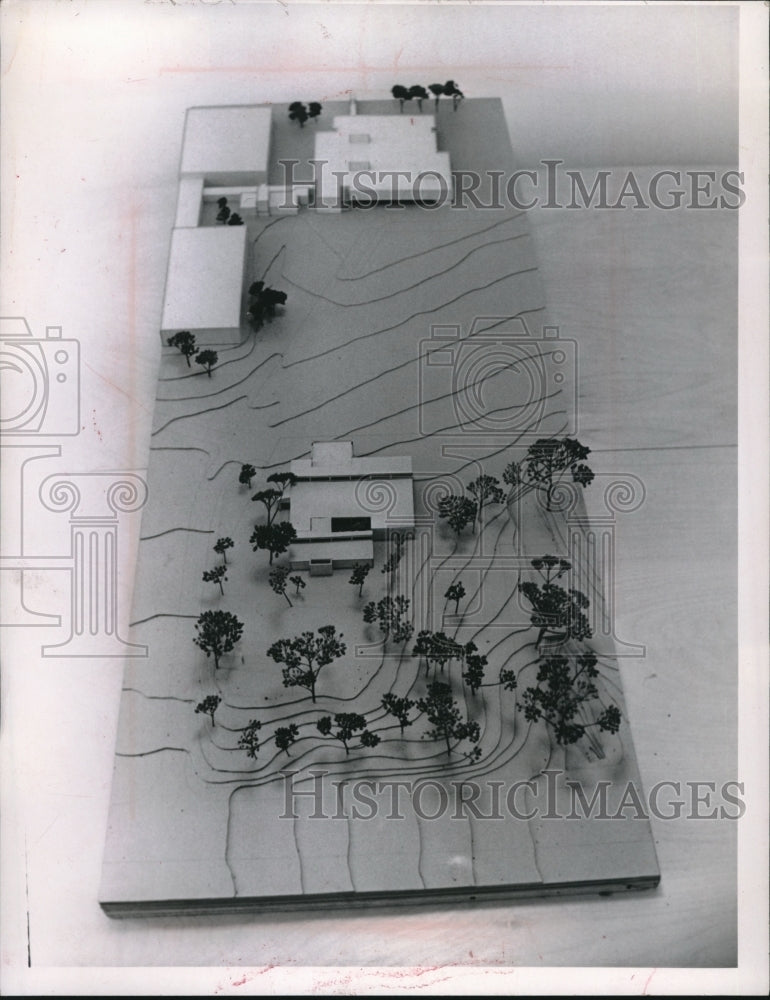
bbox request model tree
[193,610,244,669]
[349,562,371,597]
[252,472,295,526]
[251,489,283,526]
[519,556,592,648]
[195,350,218,378]
[466,474,505,529]
[269,565,293,607]
[238,719,262,759]
[444,581,466,614]
[417,682,481,759]
[195,694,221,726]
[391,84,410,112]
[381,532,405,576]
[316,713,380,756]
[213,537,234,565]
[166,330,197,367]
[362,594,413,645]
[290,575,306,596]
[428,82,445,110]
[518,651,622,747]
[308,101,322,122]
[414,630,465,675]
[437,494,477,535]
[216,201,231,224]
[381,693,416,735]
[248,282,288,332]
[444,79,464,110]
[267,625,346,703]
[202,564,227,596]
[250,521,297,565]
[227,212,244,226]
[533,554,571,581]
[504,437,594,511]
[288,101,309,127]
[408,85,429,111]
[239,464,257,489]
[275,723,300,755]
[266,470,297,495]
[461,643,488,695]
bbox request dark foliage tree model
[349,562,371,597]
[213,537,234,564]
[166,330,197,367]
[269,565,293,607]
[239,464,257,488]
[437,494,477,535]
[518,651,622,747]
[444,581,466,614]
[195,350,218,377]
[444,80,464,110]
[193,610,244,669]
[466,474,505,529]
[275,723,300,755]
[267,625,346,703]
[504,437,594,511]
[316,713,380,756]
[391,84,410,112]
[362,594,414,645]
[248,282,288,332]
[195,694,221,726]
[381,693,416,734]
[428,82,445,109]
[250,522,297,565]
[408,85,429,111]
[288,101,309,127]
[519,576,592,649]
[202,564,227,596]
[238,719,262,759]
[417,682,481,759]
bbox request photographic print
[1,1,766,994]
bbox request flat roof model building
[288,441,415,573]
[180,105,272,186]
[314,112,451,206]
[160,226,247,345]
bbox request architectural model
[100,94,659,915]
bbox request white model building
[313,112,451,208]
[160,106,273,346]
[160,226,248,345]
[287,441,415,574]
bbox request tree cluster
[288,101,322,128]
[215,196,243,226]
[391,81,463,112]
[504,437,594,511]
[518,651,621,747]
[247,281,288,333]
[362,594,414,645]
[437,473,505,535]
[250,471,298,565]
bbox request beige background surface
[1,1,767,994]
